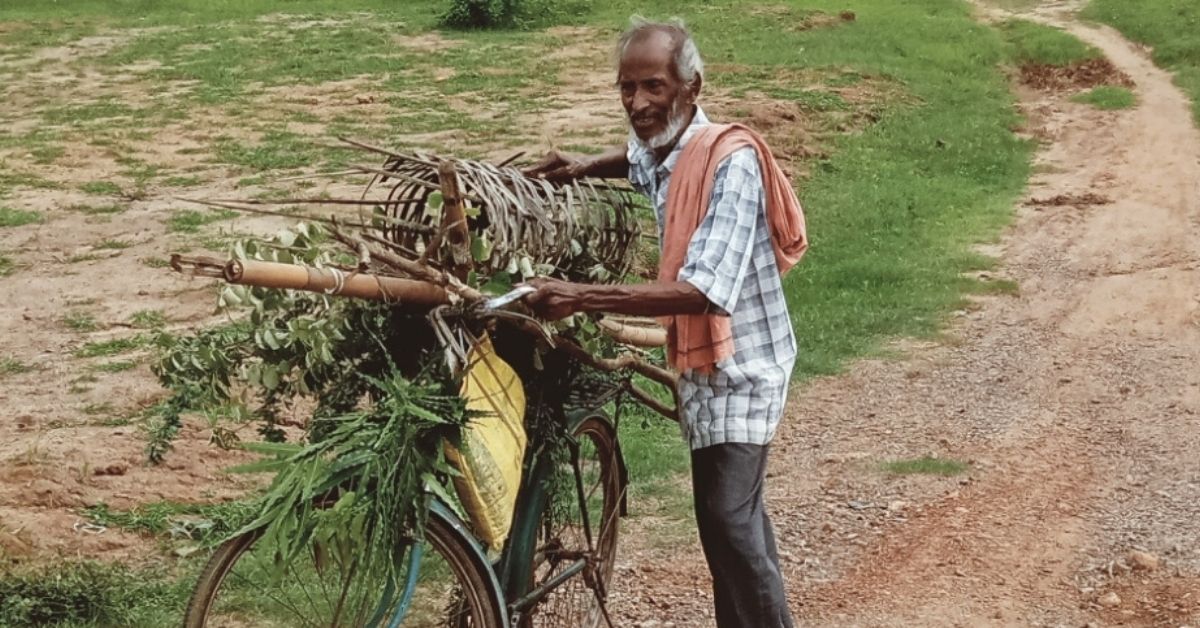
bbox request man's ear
[688,74,703,103]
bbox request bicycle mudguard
[392,501,510,628]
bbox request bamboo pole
[172,255,450,305]
[597,318,667,347]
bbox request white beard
[629,100,690,151]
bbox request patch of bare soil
[749,5,857,31]
[611,3,1200,627]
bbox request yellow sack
[445,334,527,549]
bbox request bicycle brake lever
[482,285,537,311]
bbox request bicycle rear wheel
[183,505,503,627]
[522,414,623,627]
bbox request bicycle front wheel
[522,414,623,627]
[183,506,503,628]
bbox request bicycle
[180,300,674,627]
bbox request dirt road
[612,3,1200,626]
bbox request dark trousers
[691,443,794,628]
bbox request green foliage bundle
[229,369,469,596]
[146,222,421,461]
[146,221,477,587]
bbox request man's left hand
[523,277,584,321]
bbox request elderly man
[524,18,806,628]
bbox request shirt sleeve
[677,146,762,315]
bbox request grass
[1,355,32,377]
[80,181,124,196]
[130,309,168,329]
[0,206,42,227]
[62,311,101,332]
[84,500,257,544]
[1083,0,1200,125]
[74,334,151,358]
[70,202,126,215]
[996,19,1102,66]
[881,455,969,476]
[166,208,238,233]
[1071,85,1137,110]
[90,360,139,373]
[0,559,187,627]
[82,402,115,415]
[0,254,14,276]
[96,238,133,250]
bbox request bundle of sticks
[171,140,676,419]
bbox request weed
[30,144,64,164]
[96,238,133,250]
[70,203,126,215]
[130,309,168,329]
[882,456,969,476]
[0,559,185,627]
[166,208,238,233]
[141,256,171,268]
[0,207,42,227]
[85,500,257,544]
[1,355,32,376]
[82,402,115,416]
[162,175,205,187]
[62,311,100,332]
[1071,85,1137,110]
[74,335,150,358]
[968,277,1020,296]
[80,181,123,195]
[0,254,14,276]
[90,360,138,373]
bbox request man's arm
[522,145,629,181]
[524,277,713,320]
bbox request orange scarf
[659,124,808,373]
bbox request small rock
[93,464,128,477]
[1128,550,1160,571]
[888,500,908,512]
[1098,591,1122,607]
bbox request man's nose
[630,89,652,115]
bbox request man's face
[618,32,694,148]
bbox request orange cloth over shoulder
[659,123,808,374]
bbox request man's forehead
[620,30,675,68]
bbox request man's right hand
[522,150,593,182]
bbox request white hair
[617,16,704,87]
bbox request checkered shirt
[627,107,796,450]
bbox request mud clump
[1028,192,1112,207]
[1020,58,1134,91]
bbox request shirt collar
[627,105,711,179]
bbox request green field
[0,0,1052,623]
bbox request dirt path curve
[612,3,1200,626]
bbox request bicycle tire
[183,505,503,628]
[521,414,623,627]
